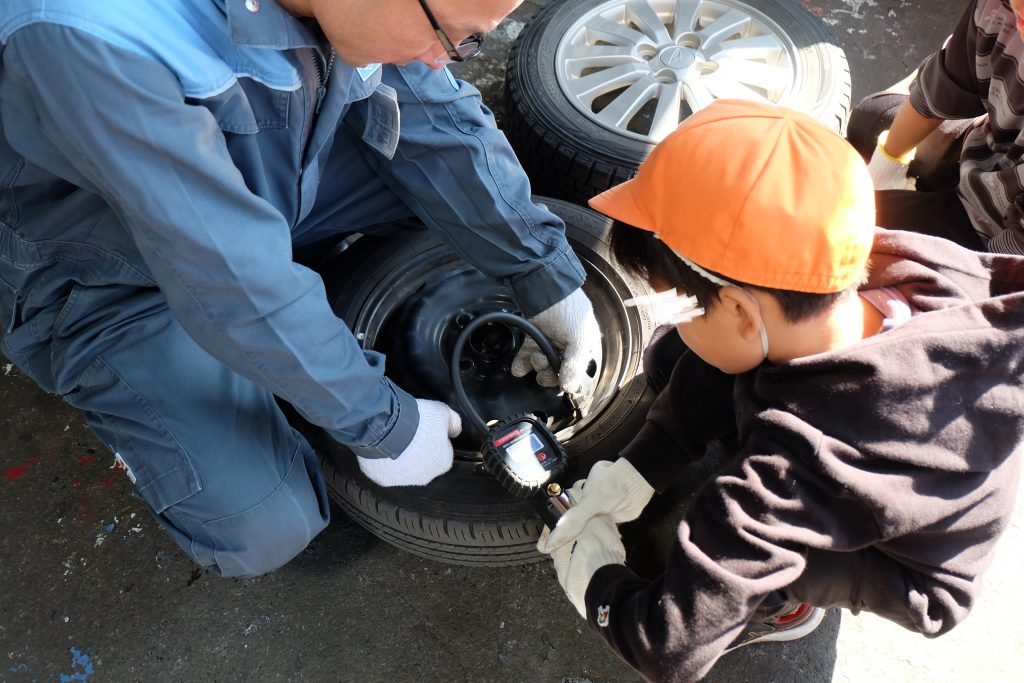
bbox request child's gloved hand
[357,399,461,487]
[510,288,602,404]
[542,515,626,617]
[536,458,654,554]
[867,131,917,190]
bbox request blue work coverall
[0,0,585,576]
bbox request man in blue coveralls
[0,0,601,577]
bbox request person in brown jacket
[537,99,1024,682]
[849,0,1024,255]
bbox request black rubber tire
[504,0,852,205]
[317,198,657,566]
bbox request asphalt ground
[2,2,1022,682]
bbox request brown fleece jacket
[586,229,1024,682]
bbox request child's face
[673,288,768,374]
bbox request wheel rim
[345,237,642,463]
[554,0,800,143]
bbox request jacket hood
[751,229,1024,476]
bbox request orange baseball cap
[589,99,875,293]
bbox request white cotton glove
[536,458,655,554]
[357,399,461,487]
[867,132,917,190]
[510,288,602,403]
[542,515,626,617]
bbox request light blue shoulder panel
[0,0,300,98]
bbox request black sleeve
[622,349,737,493]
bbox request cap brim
[588,178,655,233]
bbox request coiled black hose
[449,311,561,438]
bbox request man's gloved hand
[867,131,917,190]
[510,288,602,403]
[357,399,461,487]
[537,458,655,554]
[541,515,626,617]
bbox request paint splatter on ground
[58,647,94,682]
[5,455,40,482]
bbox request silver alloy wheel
[555,0,801,143]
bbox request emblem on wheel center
[659,46,696,69]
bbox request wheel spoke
[713,58,792,98]
[671,0,702,37]
[564,44,640,71]
[554,0,810,144]
[582,15,652,47]
[649,81,684,140]
[624,0,672,44]
[595,76,659,128]
[696,8,751,52]
[705,34,785,62]
[702,71,773,103]
[680,77,717,112]
[570,63,649,107]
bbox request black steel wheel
[505,0,852,204]
[318,198,658,566]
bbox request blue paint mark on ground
[58,647,93,682]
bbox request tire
[505,0,852,204]
[317,198,658,566]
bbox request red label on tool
[493,428,521,448]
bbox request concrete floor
[2,1,1022,682]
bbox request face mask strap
[666,246,769,360]
[742,289,770,360]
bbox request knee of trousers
[847,92,907,161]
[167,443,331,578]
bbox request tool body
[450,312,573,527]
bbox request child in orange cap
[537,99,1024,682]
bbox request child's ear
[718,287,762,342]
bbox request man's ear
[717,287,762,342]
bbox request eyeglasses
[417,0,485,63]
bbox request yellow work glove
[867,130,916,190]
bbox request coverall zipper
[311,47,336,114]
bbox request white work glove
[510,288,602,403]
[357,399,461,487]
[867,131,916,190]
[541,515,626,617]
[537,458,655,554]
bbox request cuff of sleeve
[508,247,586,317]
[987,228,1024,256]
[621,422,686,494]
[907,80,937,121]
[340,381,420,460]
[584,563,643,625]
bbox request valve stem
[546,482,572,516]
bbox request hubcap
[555,0,800,143]
[659,46,696,70]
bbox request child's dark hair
[609,220,861,324]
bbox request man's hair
[609,220,863,324]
